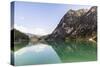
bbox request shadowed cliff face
[46,6,97,41]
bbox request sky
[13,1,92,36]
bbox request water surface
[13,40,97,66]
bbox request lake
[12,40,97,66]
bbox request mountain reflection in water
[13,40,97,66]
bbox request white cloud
[14,24,49,36]
[14,24,28,33]
[32,28,49,36]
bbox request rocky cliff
[46,6,97,41]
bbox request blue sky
[13,1,92,35]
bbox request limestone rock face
[46,6,97,40]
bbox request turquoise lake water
[12,40,97,66]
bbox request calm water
[12,40,97,66]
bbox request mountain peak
[67,9,76,15]
[46,6,97,41]
[89,6,97,12]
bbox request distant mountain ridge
[25,33,34,38]
[12,29,29,42]
[46,6,97,41]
